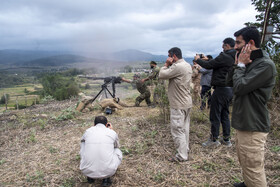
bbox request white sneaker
[202,139,221,147]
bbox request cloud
[0,0,258,57]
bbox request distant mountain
[111,49,167,62]
[19,54,93,66]
[0,49,197,67]
[0,49,65,64]
[111,49,195,64]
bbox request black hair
[223,37,235,47]
[94,116,108,125]
[150,61,157,65]
[206,55,213,60]
[234,26,261,48]
[168,47,182,59]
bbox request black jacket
[196,49,236,87]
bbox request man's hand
[238,44,252,65]
[106,123,113,129]
[194,54,200,61]
[194,64,201,70]
[165,57,173,67]
[141,78,146,83]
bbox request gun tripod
[91,82,115,103]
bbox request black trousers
[209,87,233,140]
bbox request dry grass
[0,97,280,187]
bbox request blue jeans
[209,87,233,140]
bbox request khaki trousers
[170,108,191,161]
[235,130,268,187]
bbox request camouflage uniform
[192,66,201,104]
[147,66,165,104]
[132,79,151,107]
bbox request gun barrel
[78,75,106,80]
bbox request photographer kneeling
[79,116,122,186]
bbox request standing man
[194,38,236,147]
[122,74,152,107]
[159,47,192,162]
[198,55,213,110]
[141,61,163,105]
[192,63,201,104]
[232,27,277,187]
[80,116,122,186]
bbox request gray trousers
[170,108,191,161]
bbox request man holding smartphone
[194,38,236,148]
[159,47,192,162]
[232,26,277,187]
[79,116,122,186]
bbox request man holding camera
[194,38,236,147]
[159,47,192,162]
[79,116,122,186]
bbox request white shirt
[79,124,122,178]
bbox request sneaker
[221,139,232,147]
[233,182,247,187]
[202,139,221,147]
[102,178,112,187]
[87,177,95,184]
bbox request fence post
[16,96,19,110]
[4,93,7,111]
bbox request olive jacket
[232,50,277,132]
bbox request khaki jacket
[159,59,192,109]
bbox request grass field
[0,84,42,112]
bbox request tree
[40,74,80,100]
[124,65,132,73]
[246,0,280,96]
[0,94,10,104]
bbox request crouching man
[79,116,122,186]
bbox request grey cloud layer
[0,0,256,56]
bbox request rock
[100,99,123,110]
[76,102,85,112]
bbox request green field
[0,84,42,111]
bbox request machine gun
[78,75,122,103]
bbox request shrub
[0,94,10,104]
[40,74,80,100]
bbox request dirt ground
[0,97,280,187]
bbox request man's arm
[233,63,274,96]
[195,53,228,69]
[142,69,158,82]
[121,77,132,83]
[114,135,120,148]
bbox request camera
[198,54,204,58]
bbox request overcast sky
[0,0,258,57]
